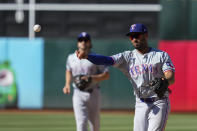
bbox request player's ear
[90,42,92,48]
[129,36,132,41]
[88,40,92,49]
[145,33,148,38]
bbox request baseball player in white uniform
[63,32,109,131]
[76,24,175,131]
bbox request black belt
[86,88,93,93]
[140,97,166,103]
[79,88,93,93]
[83,87,100,93]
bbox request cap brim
[78,37,90,39]
[77,37,91,40]
[126,32,132,36]
[126,32,137,36]
[126,32,147,36]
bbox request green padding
[160,0,190,40]
[160,0,197,40]
[44,38,158,109]
[44,39,76,108]
[92,39,134,109]
[189,0,197,39]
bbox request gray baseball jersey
[111,47,175,99]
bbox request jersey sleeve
[111,52,126,68]
[162,52,175,72]
[97,65,109,74]
[110,51,131,77]
[66,55,72,71]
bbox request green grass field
[0,111,197,131]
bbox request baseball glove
[149,77,170,98]
[73,75,92,91]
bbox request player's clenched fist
[76,49,88,59]
[63,85,70,94]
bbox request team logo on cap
[81,32,87,37]
[131,24,136,31]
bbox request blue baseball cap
[77,32,91,40]
[126,23,148,36]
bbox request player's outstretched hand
[63,85,70,94]
[76,50,88,59]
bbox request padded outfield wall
[0,37,157,110]
[43,38,157,109]
[159,0,197,111]
[0,38,44,109]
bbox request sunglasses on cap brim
[129,33,144,40]
[78,37,90,42]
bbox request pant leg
[87,88,101,131]
[147,98,170,131]
[73,89,90,131]
[134,99,149,131]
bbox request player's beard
[78,47,91,55]
[134,42,144,50]
[133,39,147,51]
[78,41,91,51]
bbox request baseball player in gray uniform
[63,32,109,131]
[76,24,175,131]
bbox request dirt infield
[1,108,196,114]
[0,108,133,114]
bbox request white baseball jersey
[66,53,108,90]
[66,52,108,131]
[111,47,175,99]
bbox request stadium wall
[159,0,197,111]
[0,38,44,109]
[43,38,158,109]
[159,41,197,111]
[0,38,157,110]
